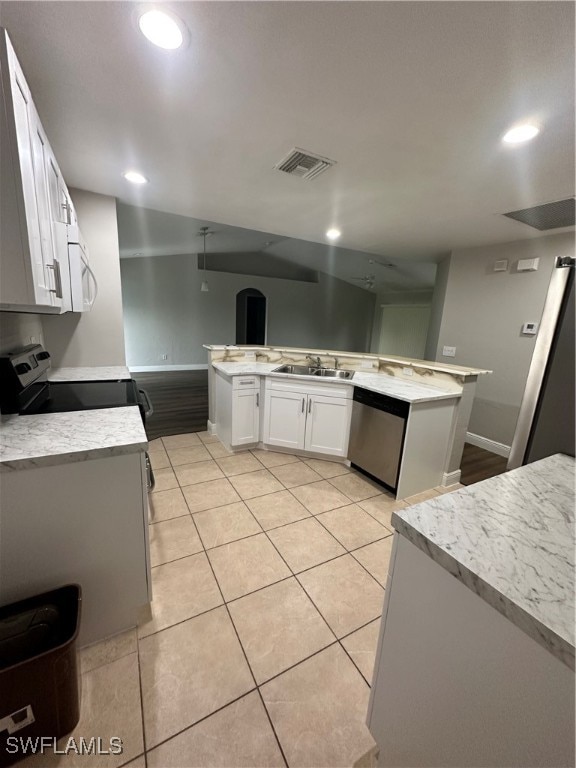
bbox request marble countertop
[48,365,131,382]
[392,454,575,669]
[0,407,148,471]
[213,362,278,376]
[351,371,457,403]
[212,362,458,403]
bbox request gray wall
[0,312,44,355]
[434,233,573,446]
[120,254,376,366]
[43,189,127,367]
[424,254,451,360]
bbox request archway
[236,288,267,345]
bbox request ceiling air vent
[503,198,575,231]
[275,148,336,180]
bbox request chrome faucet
[333,356,339,369]
[306,355,322,368]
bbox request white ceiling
[117,202,437,292]
[1,1,574,265]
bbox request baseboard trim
[465,432,511,458]
[129,364,209,372]
[442,469,462,487]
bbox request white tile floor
[29,432,460,768]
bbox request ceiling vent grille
[503,198,575,231]
[275,148,336,180]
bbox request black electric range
[0,344,152,422]
[0,344,154,487]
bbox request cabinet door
[304,395,352,457]
[232,390,259,446]
[9,63,54,306]
[263,390,306,450]
[29,108,63,308]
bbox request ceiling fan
[351,274,376,290]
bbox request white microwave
[67,225,97,312]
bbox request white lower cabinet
[215,372,261,448]
[264,389,307,450]
[232,388,260,446]
[304,394,351,457]
[263,380,352,457]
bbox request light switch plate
[517,258,540,272]
[442,346,456,357]
[494,259,508,272]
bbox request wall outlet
[161,354,168,360]
[442,346,456,357]
[361,360,376,369]
[244,352,256,361]
[402,367,413,376]
[29,336,37,344]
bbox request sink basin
[313,368,355,379]
[273,364,354,380]
[273,364,317,375]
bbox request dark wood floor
[132,371,209,441]
[460,442,508,486]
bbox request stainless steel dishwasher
[348,387,409,493]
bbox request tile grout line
[188,512,291,768]
[142,687,260,760]
[135,631,149,768]
[254,687,290,768]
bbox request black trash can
[0,585,82,768]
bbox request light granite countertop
[0,407,147,471]
[48,366,131,382]
[212,362,458,404]
[392,454,576,669]
[204,344,490,378]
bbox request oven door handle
[138,388,154,418]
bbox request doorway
[378,304,431,358]
[236,289,267,345]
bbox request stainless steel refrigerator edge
[509,257,575,468]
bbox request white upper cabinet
[0,29,78,313]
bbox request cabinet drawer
[266,376,352,399]
[232,376,259,390]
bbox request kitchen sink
[273,364,354,380]
[313,368,354,379]
[273,364,317,375]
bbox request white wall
[434,233,573,447]
[42,189,126,367]
[120,254,376,366]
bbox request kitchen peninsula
[205,345,490,498]
[368,454,575,767]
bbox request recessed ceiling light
[326,228,341,241]
[502,124,540,144]
[138,9,184,50]
[123,170,148,185]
